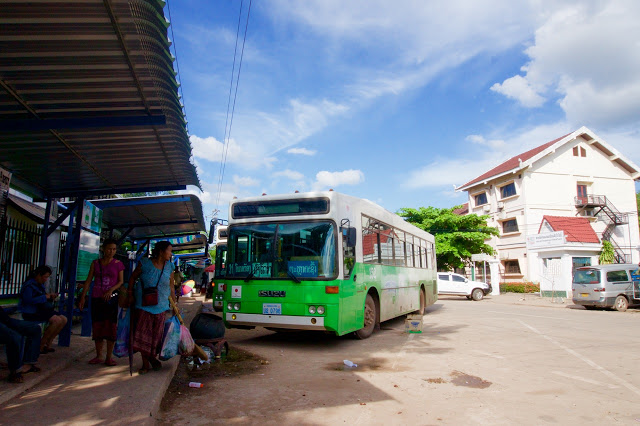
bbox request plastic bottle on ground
[343,359,357,368]
[189,382,203,388]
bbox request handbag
[141,263,164,307]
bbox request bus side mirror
[342,227,356,248]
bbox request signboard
[526,231,565,249]
[81,201,102,234]
[471,253,495,262]
[0,167,11,224]
[76,201,103,281]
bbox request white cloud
[287,147,317,156]
[232,175,259,187]
[465,134,507,150]
[490,75,545,108]
[313,169,364,190]
[492,1,640,129]
[273,169,305,181]
[189,135,276,169]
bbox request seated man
[0,307,42,383]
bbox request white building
[457,127,640,298]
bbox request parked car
[437,272,491,301]
[572,264,640,311]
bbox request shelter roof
[0,0,199,199]
[87,194,206,240]
[457,127,640,191]
[540,215,600,244]
[8,193,56,224]
[149,233,208,252]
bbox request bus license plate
[263,303,281,315]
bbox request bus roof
[228,191,433,243]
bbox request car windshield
[573,269,601,284]
[226,221,336,280]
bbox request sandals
[40,346,55,354]
[88,357,104,365]
[104,359,117,367]
[23,365,41,374]
[8,372,24,383]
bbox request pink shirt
[92,259,125,298]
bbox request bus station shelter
[0,1,201,345]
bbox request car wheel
[471,288,484,301]
[614,295,628,312]
[355,294,376,339]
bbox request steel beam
[2,115,166,132]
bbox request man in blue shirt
[0,307,42,383]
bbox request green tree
[398,205,499,271]
[599,240,615,264]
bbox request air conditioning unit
[483,205,491,212]
[497,201,505,209]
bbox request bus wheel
[614,295,628,312]
[415,289,426,315]
[355,294,376,339]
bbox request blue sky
[168,0,640,222]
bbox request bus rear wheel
[415,288,426,315]
[355,294,376,339]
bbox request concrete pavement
[0,296,203,425]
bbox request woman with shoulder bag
[127,241,175,375]
[79,238,125,366]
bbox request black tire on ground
[355,294,376,339]
[415,288,426,315]
[614,295,628,312]
[471,288,484,301]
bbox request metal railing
[0,218,42,296]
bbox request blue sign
[288,260,319,278]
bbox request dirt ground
[157,298,640,425]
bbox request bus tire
[415,288,426,315]
[355,294,376,339]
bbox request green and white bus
[222,191,437,338]
[211,225,228,310]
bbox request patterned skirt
[91,297,118,341]
[132,309,166,358]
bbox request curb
[0,344,94,406]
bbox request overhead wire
[215,0,252,211]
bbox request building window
[474,192,488,206]
[500,182,516,199]
[504,260,521,274]
[502,219,519,234]
[580,147,586,157]
[573,146,579,156]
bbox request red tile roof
[453,203,469,216]
[540,215,600,243]
[460,133,571,189]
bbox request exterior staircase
[575,195,631,263]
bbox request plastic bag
[113,307,130,358]
[178,324,195,355]
[159,315,181,361]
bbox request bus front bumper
[225,312,326,330]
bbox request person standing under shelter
[79,238,125,366]
[0,306,42,383]
[18,265,67,353]
[127,241,175,375]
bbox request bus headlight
[233,303,241,311]
[308,306,316,314]
[317,306,325,315]
[227,302,233,310]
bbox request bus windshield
[214,244,227,279]
[226,221,336,280]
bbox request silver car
[572,264,640,311]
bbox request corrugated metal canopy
[0,0,199,198]
[87,194,206,240]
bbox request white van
[437,272,491,301]
[572,264,640,311]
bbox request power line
[215,0,252,211]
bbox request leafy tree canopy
[398,205,499,271]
